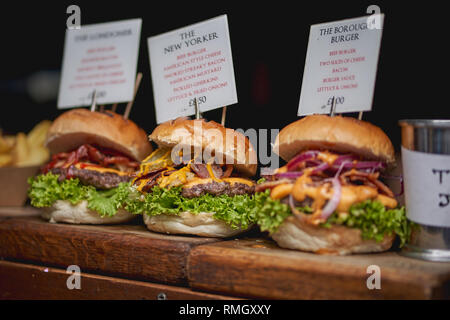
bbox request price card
[57,19,142,109]
[148,15,237,124]
[298,14,384,116]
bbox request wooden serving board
[0,260,237,300]
[1,210,450,299]
[0,215,219,286]
[187,238,450,299]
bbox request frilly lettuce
[28,173,257,228]
[250,189,413,247]
[28,173,412,245]
[125,186,256,230]
[28,173,131,217]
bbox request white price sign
[57,19,142,109]
[298,14,384,116]
[148,15,238,124]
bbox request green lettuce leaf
[124,186,256,230]
[251,189,413,247]
[248,189,292,233]
[28,173,131,217]
[86,182,131,217]
[325,200,413,247]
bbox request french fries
[0,154,12,167]
[0,120,52,168]
[0,134,14,153]
[27,120,52,146]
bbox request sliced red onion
[331,161,386,172]
[276,162,330,180]
[330,160,352,179]
[333,154,359,165]
[289,194,306,220]
[305,159,322,167]
[311,162,330,174]
[320,178,341,220]
[286,150,319,171]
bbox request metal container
[399,119,450,262]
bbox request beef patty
[182,181,255,198]
[50,166,131,189]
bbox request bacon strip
[341,170,394,197]
[41,144,139,174]
[222,165,233,178]
[255,179,293,193]
[191,163,224,179]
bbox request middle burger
[127,117,258,237]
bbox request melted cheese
[206,163,222,182]
[74,163,129,176]
[337,186,378,212]
[292,168,316,202]
[139,149,171,175]
[133,148,173,184]
[274,166,288,174]
[182,177,255,189]
[136,178,150,191]
[270,183,294,200]
[222,177,255,187]
[183,178,214,188]
[290,168,397,218]
[158,165,192,188]
[376,194,398,208]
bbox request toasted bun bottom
[42,200,135,224]
[143,212,248,237]
[271,216,394,255]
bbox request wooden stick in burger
[28,108,152,224]
[129,117,258,237]
[253,115,413,255]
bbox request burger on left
[28,109,152,224]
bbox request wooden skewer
[221,106,227,126]
[99,105,105,112]
[194,98,200,119]
[330,96,336,117]
[111,104,118,112]
[90,90,97,112]
[358,111,363,120]
[123,72,143,120]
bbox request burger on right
[254,114,413,255]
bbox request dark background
[0,0,446,153]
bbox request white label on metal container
[401,147,450,227]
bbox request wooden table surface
[0,207,449,299]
